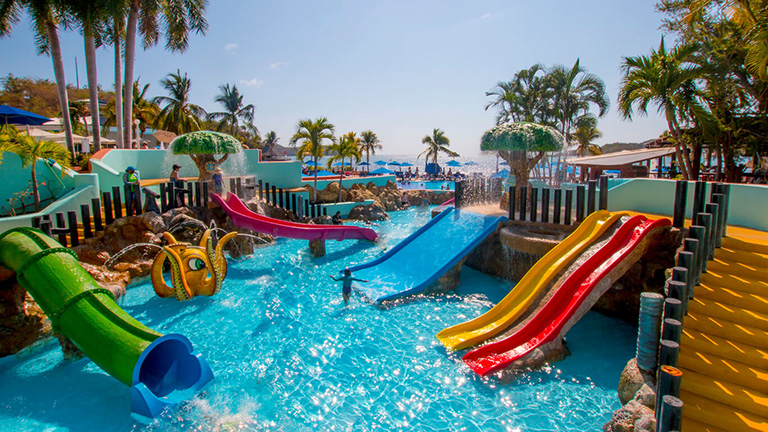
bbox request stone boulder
[603,401,654,432]
[348,203,390,221]
[0,268,51,357]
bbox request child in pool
[330,269,368,305]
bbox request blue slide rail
[345,207,507,303]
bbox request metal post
[80,204,93,239]
[655,366,683,422]
[677,250,696,304]
[657,395,683,432]
[697,213,712,273]
[103,192,114,225]
[598,175,608,211]
[542,188,550,223]
[67,211,79,247]
[508,186,515,221]
[672,180,687,228]
[670,268,688,314]
[689,226,706,282]
[564,189,573,224]
[659,339,680,368]
[91,198,103,231]
[519,187,527,222]
[587,180,597,215]
[553,189,562,224]
[529,187,538,222]
[705,203,719,260]
[575,185,585,223]
[112,186,123,219]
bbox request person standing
[330,269,368,305]
[212,167,224,194]
[123,166,140,213]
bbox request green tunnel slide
[0,227,213,420]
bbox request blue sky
[0,0,670,155]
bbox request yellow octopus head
[151,229,237,301]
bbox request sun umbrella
[399,162,414,167]
[370,167,395,175]
[332,162,351,167]
[464,161,479,166]
[153,129,177,144]
[358,161,371,166]
[0,105,51,126]
[491,169,510,178]
[500,161,509,166]
[446,160,462,167]
[387,161,401,166]
[23,128,58,140]
[304,160,320,167]
[373,160,387,166]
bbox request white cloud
[270,62,287,69]
[225,43,239,54]
[239,77,263,88]
[480,13,491,19]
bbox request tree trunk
[123,2,139,147]
[114,19,124,149]
[313,156,318,202]
[338,156,343,203]
[667,118,690,180]
[84,34,101,152]
[31,163,40,212]
[45,22,75,162]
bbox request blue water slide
[346,207,507,302]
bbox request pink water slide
[462,215,670,375]
[211,192,378,242]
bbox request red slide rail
[211,192,378,241]
[463,215,670,375]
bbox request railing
[632,181,731,432]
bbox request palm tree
[485,64,553,125]
[419,128,451,173]
[104,0,129,148]
[262,130,279,156]
[61,0,105,152]
[0,0,76,161]
[327,132,362,202]
[103,80,158,138]
[547,59,609,142]
[618,38,707,180]
[208,84,255,135]
[359,130,381,171]
[572,115,603,157]
[290,117,335,202]
[152,70,206,136]
[0,126,71,211]
[122,0,208,147]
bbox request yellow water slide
[437,210,626,351]
[677,231,768,431]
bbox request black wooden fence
[255,179,324,218]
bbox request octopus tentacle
[163,246,193,301]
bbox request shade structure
[170,131,242,155]
[565,147,677,168]
[373,160,387,166]
[152,130,177,143]
[399,162,414,167]
[464,161,479,166]
[332,162,351,167]
[500,161,509,166]
[23,128,58,140]
[370,167,395,175]
[446,160,462,167]
[387,161,401,166]
[0,105,51,126]
[358,161,371,166]
[304,160,320,167]
[491,169,510,178]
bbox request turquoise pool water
[0,207,635,431]
[398,180,455,191]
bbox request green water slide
[0,227,214,419]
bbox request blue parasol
[0,105,51,126]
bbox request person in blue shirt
[123,166,140,213]
[330,268,368,305]
[212,167,224,194]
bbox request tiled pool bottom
[0,207,635,431]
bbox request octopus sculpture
[150,229,238,301]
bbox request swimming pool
[0,207,634,431]
[398,181,455,191]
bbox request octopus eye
[188,258,206,271]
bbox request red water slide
[463,215,670,375]
[211,192,378,241]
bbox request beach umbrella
[373,160,387,166]
[304,160,319,166]
[370,167,395,175]
[332,162,351,167]
[446,160,462,167]
[358,161,371,166]
[387,161,401,166]
[500,160,509,166]
[153,129,177,144]
[0,105,51,126]
[399,162,414,167]
[491,169,510,178]
[464,161,479,166]
[170,131,242,180]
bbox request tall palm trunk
[313,156,318,202]
[114,20,124,148]
[338,156,344,202]
[84,34,101,152]
[123,2,139,147]
[667,118,690,180]
[31,162,40,212]
[45,22,75,162]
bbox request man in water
[330,269,368,305]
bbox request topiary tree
[170,130,241,181]
[480,122,564,195]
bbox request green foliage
[359,130,382,166]
[481,122,564,153]
[0,74,105,118]
[418,128,451,167]
[102,79,158,135]
[153,70,206,134]
[209,83,255,136]
[171,131,242,155]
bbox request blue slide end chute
[130,334,214,421]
